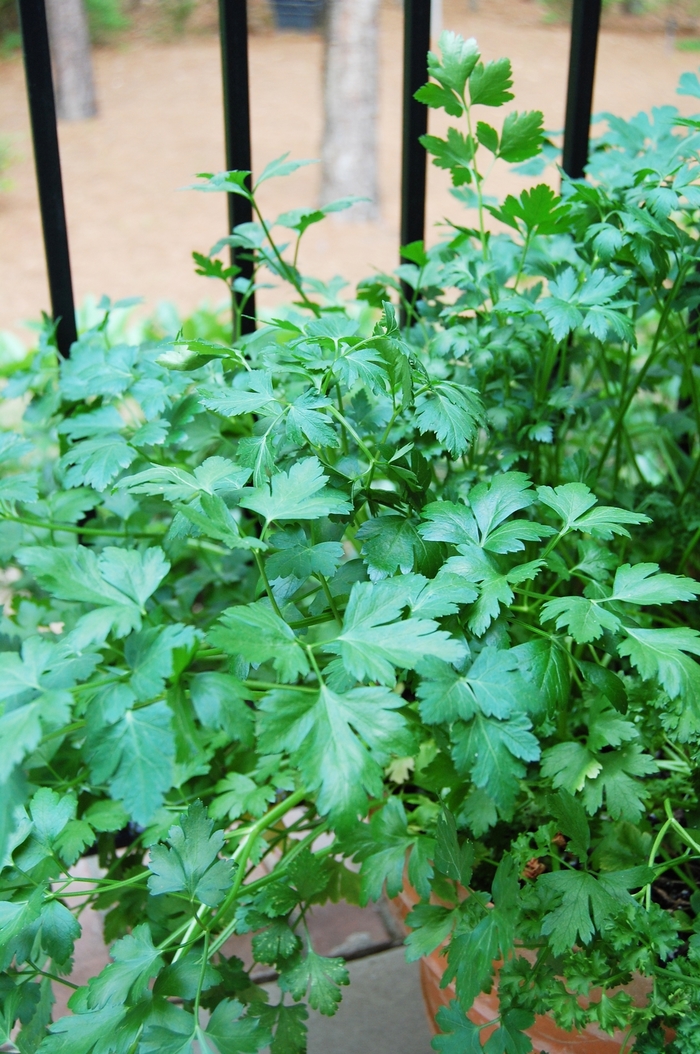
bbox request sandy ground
[2,0,700,341]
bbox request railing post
[400,0,431,260]
[219,0,256,335]
[562,0,602,179]
[17,0,77,357]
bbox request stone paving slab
[263,947,434,1054]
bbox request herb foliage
[1,32,700,1054]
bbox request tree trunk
[320,0,380,222]
[45,0,97,121]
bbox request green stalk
[213,788,307,930]
[253,550,284,620]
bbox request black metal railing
[17,0,601,357]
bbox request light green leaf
[278,949,349,1016]
[120,457,250,500]
[239,457,351,524]
[609,563,700,605]
[497,109,544,163]
[433,1002,483,1054]
[619,627,700,737]
[469,57,514,107]
[198,372,277,418]
[258,684,411,825]
[86,924,163,1008]
[87,702,175,825]
[209,602,309,682]
[266,529,343,581]
[148,802,234,906]
[451,712,540,811]
[429,31,480,95]
[415,381,482,457]
[540,596,621,644]
[322,579,464,685]
[356,515,426,580]
[205,999,270,1054]
[211,773,276,821]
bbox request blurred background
[2,0,700,343]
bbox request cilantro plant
[1,32,700,1054]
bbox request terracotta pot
[391,883,655,1054]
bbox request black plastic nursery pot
[270,0,324,31]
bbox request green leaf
[286,392,339,448]
[178,493,265,552]
[451,712,540,811]
[484,1009,535,1054]
[267,529,343,581]
[548,789,590,860]
[121,457,250,501]
[209,602,309,682]
[205,999,269,1054]
[415,381,483,457]
[255,153,317,186]
[538,868,650,955]
[55,818,96,864]
[60,434,138,492]
[148,802,234,906]
[409,572,478,618]
[476,120,499,154]
[513,638,570,714]
[536,482,596,530]
[0,703,42,783]
[469,58,514,107]
[420,129,475,187]
[87,702,175,825]
[540,596,621,644]
[198,372,276,418]
[356,515,426,579]
[38,1005,127,1054]
[414,82,463,117]
[498,110,544,163]
[466,472,537,542]
[581,744,657,822]
[542,741,602,796]
[251,1004,307,1054]
[239,457,352,524]
[258,684,411,825]
[418,647,537,724]
[323,579,464,685]
[211,773,276,822]
[126,623,196,701]
[435,808,474,886]
[251,919,300,965]
[488,183,571,236]
[278,949,349,1016]
[419,501,478,545]
[38,899,81,963]
[405,903,456,962]
[429,31,480,95]
[347,796,433,903]
[17,546,169,647]
[609,563,700,605]
[577,660,627,713]
[0,472,39,503]
[190,673,254,744]
[433,1001,483,1054]
[618,627,700,728]
[86,924,163,1008]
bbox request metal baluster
[562,0,602,179]
[400,0,432,261]
[17,0,77,357]
[219,0,256,336]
